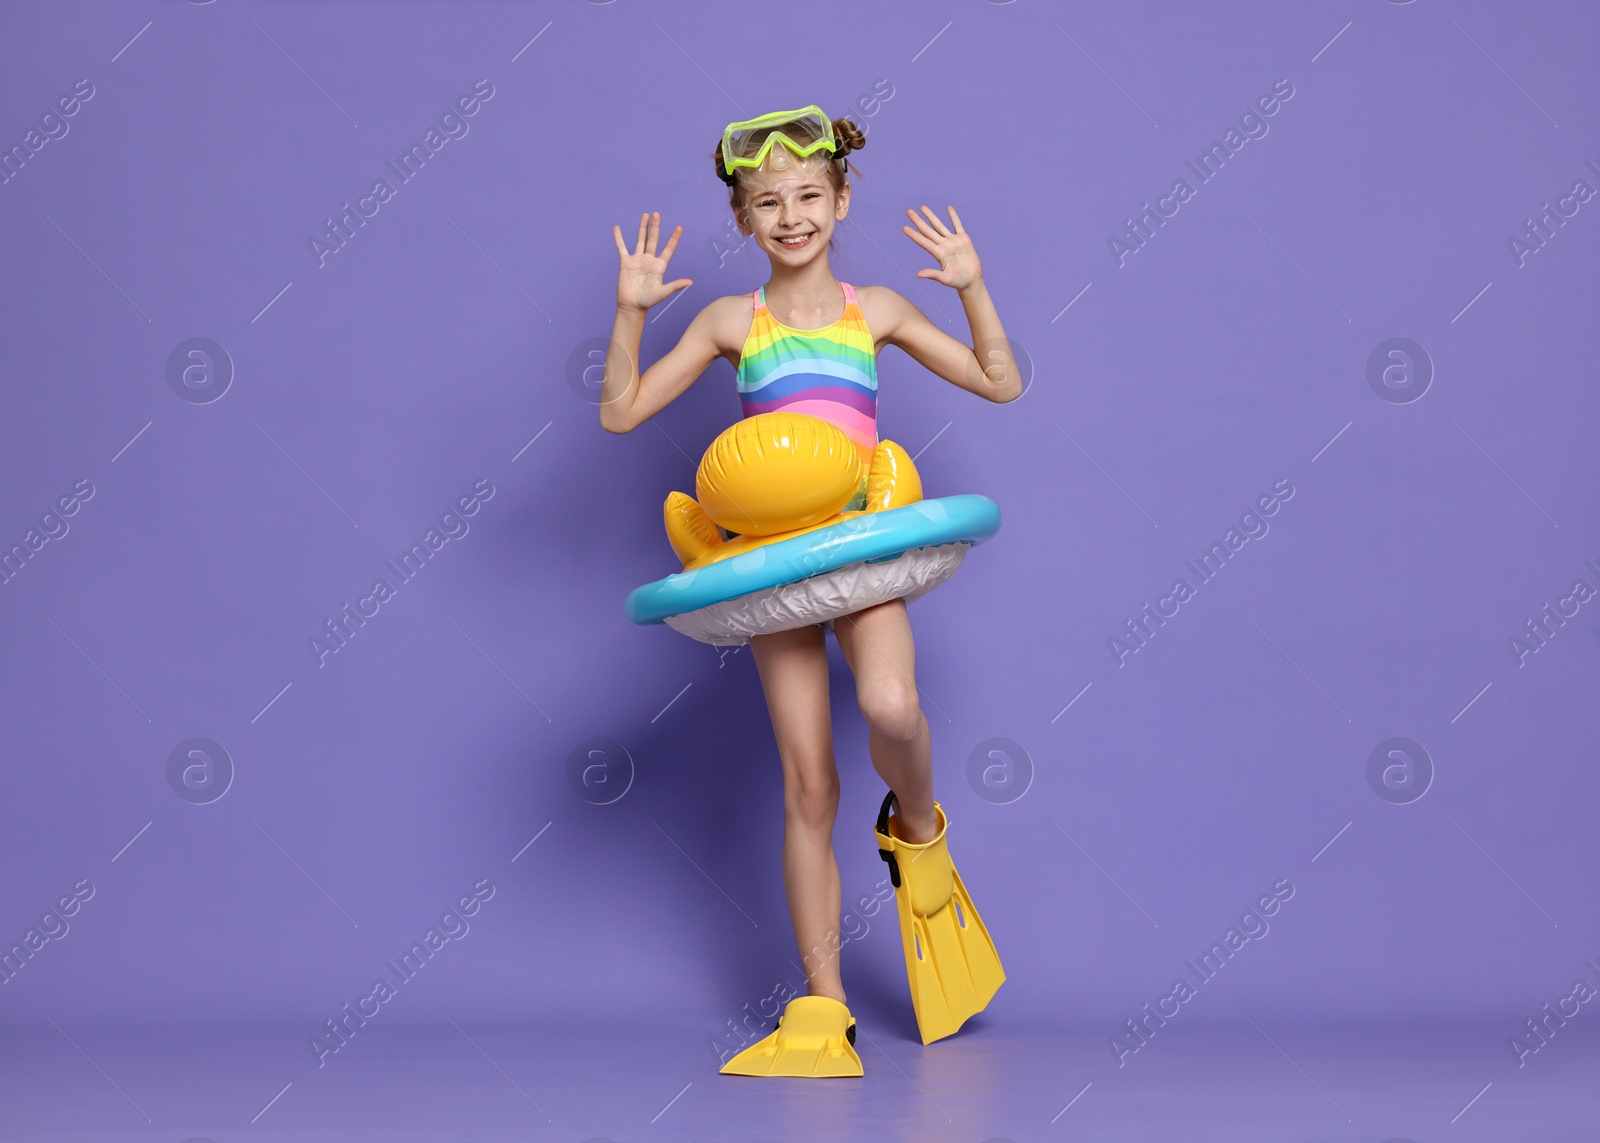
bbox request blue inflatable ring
[625,494,1001,628]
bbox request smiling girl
[600,105,1019,1076]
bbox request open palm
[903,204,981,291]
[613,211,693,312]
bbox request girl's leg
[747,623,847,1003]
[831,599,939,844]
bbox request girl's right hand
[613,211,692,314]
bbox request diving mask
[721,105,836,175]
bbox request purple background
[2,0,1597,1139]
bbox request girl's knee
[858,680,923,743]
[783,768,840,829]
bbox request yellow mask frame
[721,105,836,175]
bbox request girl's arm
[601,212,721,434]
[601,302,726,434]
[878,205,1022,404]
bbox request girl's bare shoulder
[688,290,759,364]
[852,285,913,347]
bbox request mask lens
[727,111,832,167]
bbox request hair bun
[712,144,737,185]
[832,117,866,158]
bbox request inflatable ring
[624,413,1002,646]
[627,495,1002,644]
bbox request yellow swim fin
[719,995,863,1077]
[873,791,1005,1044]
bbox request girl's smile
[736,153,848,258]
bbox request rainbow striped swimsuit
[735,281,879,474]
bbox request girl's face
[734,153,850,264]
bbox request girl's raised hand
[613,211,693,313]
[903,205,982,291]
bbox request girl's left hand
[903,205,982,290]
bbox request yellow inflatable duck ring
[666,412,923,568]
[625,412,1001,645]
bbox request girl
[600,106,1020,1076]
